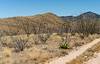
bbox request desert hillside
[0,13,65,35]
[0,12,100,64]
[0,12,100,36]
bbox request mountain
[0,11,99,36]
[77,11,100,19]
[0,12,65,35]
[60,11,100,22]
[60,16,75,22]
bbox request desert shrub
[79,34,85,39]
[59,42,69,49]
[0,42,2,49]
[77,20,99,35]
[38,34,50,43]
[75,42,84,46]
[0,38,8,47]
[71,33,75,36]
[13,38,30,52]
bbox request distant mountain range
[60,11,100,22]
[0,11,100,35]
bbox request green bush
[59,42,69,49]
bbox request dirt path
[45,38,100,64]
[84,53,100,64]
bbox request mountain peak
[60,11,100,21]
[78,11,100,19]
[43,12,57,16]
[84,11,96,14]
[35,12,57,17]
[81,11,98,15]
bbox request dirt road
[45,38,100,64]
[84,53,100,64]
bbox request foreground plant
[13,38,31,52]
[59,42,69,49]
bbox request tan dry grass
[0,33,100,64]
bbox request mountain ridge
[0,11,99,35]
[60,11,100,22]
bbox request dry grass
[0,33,100,64]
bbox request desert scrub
[13,38,31,52]
[59,42,69,49]
[38,34,50,43]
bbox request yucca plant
[59,42,69,49]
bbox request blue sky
[0,0,99,18]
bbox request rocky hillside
[0,13,65,36]
[60,12,100,34]
[0,12,100,36]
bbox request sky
[0,0,99,18]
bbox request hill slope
[0,12,100,36]
[0,13,65,35]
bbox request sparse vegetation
[0,12,99,36]
[38,34,50,43]
[59,42,69,49]
[0,12,100,64]
[13,39,28,52]
[0,33,100,64]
